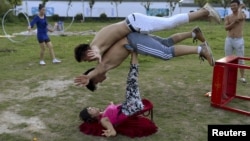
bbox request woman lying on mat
[79,52,144,137]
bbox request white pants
[224,37,245,64]
[126,13,189,34]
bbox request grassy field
[0,19,250,141]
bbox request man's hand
[239,3,246,9]
[74,75,90,86]
[101,129,116,137]
[27,26,32,32]
[131,52,138,64]
[87,50,102,63]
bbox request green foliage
[194,0,207,7]
[75,13,83,21]
[51,14,60,21]
[42,0,49,6]
[3,12,18,23]
[89,0,95,9]
[111,0,122,18]
[141,0,151,11]
[0,0,11,18]
[111,0,122,4]
[6,0,22,6]
[99,13,108,20]
[17,12,28,22]
[155,13,163,17]
[243,0,250,8]
[220,0,232,8]
[89,0,95,17]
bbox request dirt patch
[0,79,73,101]
[0,111,46,134]
[23,79,73,100]
[0,79,73,136]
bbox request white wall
[16,1,173,17]
[16,1,249,19]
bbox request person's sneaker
[199,42,215,66]
[39,60,46,66]
[192,26,206,43]
[52,58,61,64]
[240,78,247,83]
[204,91,212,97]
[203,3,221,24]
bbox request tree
[243,0,250,9]
[89,0,95,17]
[141,0,152,15]
[218,0,231,17]
[194,0,224,7]
[41,0,48,6]
[0,0,11,17]
[194,0,207,8]
[6,0,22,10]
[219,0,231,8]
[111,0,122,18]
[166,0,179,16]
[67,0,72,17]
[243,0,250,19]
[6,0,22,15]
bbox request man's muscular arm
[237,4,246,21]
[75,38,130,86]
[224,16,237,31]
[87,46,102,63]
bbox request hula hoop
[64,16,74,32]
[64,5,75,32]
[2,9,30,43]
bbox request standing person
[79,52,143,137]
[224,0,246,83]
[28,4,61,65]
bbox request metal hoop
[2,9,30,43]
[64,5,75,32]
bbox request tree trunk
[115,3,118,18]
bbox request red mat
[79,115,157,138]
[79,99,157,138]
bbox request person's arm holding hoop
[28,16,38,31]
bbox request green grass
[1,20,250,141]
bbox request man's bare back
[90,21,130,57]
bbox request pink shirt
[101,104,127,125]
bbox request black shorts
[38,38,51,43]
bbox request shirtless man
[224,0,246,83]
[78,3,220,63]
[74,27,214,91]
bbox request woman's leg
[46,41,56,59]
[121,54,144,116]
[46,41,61,63]
[39,42,46,65]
